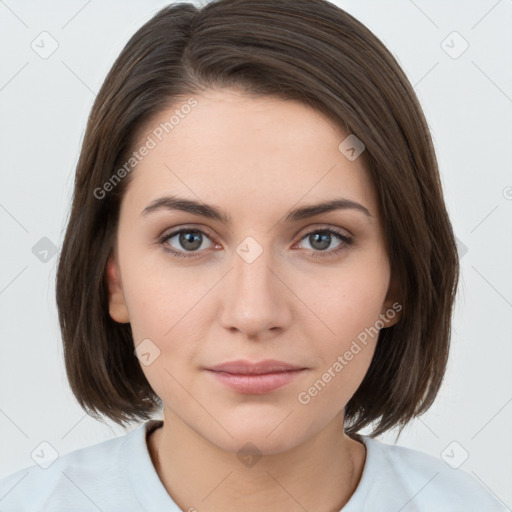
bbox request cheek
[123,270,205,405]
[121,264,215,397]
[294,260,389,394]
[327,287,386,347]
[120,249,213,341]
[299,260,389,343]
[296,286,382,415]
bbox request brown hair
[56,0,459,438]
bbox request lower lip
[206,369,306,394]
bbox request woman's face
[107,88,400,454]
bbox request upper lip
[206,359,306,375]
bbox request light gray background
[1,0,511,507]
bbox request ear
[105,254,130,323]
[380,273,402,327]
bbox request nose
[219,246,293,339]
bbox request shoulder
[345,435,508,512]
[0,422,146,512]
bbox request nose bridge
[232,238,280,307]
[219,236,290,335]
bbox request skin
[106,87,401,511]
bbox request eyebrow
[140,195,372,224]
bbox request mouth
[204,359,308,394]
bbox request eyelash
[158,226,353,260]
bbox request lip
[204,359,307,394]
[206,359,305,374]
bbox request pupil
[180,231,202,251]
[311,232,330,251]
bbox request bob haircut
[56,0,459,438]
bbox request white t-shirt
[0,419,506,511]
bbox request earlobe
[106,254,130,324]
[381,275,402,327]
[381,301,401,328]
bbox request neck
[147,409,366,512]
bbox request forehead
[123,88,378,221]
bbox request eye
[158,226,353,259]
[296,228,353,258]
[159,227,215,258]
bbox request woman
[0,0,505,510]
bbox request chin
[217,431,304,457]
[199,414,314,456]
